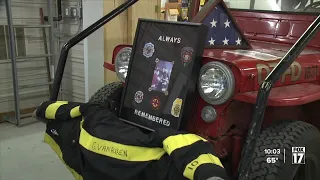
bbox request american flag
[201,3,249,48]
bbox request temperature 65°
[267,157,279,164]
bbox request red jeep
[50,0,320,179]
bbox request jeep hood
[203,40,320,93]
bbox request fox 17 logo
[292,147,305,164]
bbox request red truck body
[104,10,320,176]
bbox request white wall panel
[59,0,85,102]
[83,0,104,102]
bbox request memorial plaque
[119,19,208,130]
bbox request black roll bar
[50,0,139,101]
[238,15,320,179]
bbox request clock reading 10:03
[264,149,281,155]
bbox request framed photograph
[119,19,208,131]
[149,59,174,95]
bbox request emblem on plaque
[150,96,161,109]
[181,47,194,67]
[143,42,155,58]
[134,91,144,103]
[171,98,182,117]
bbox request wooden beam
[127,0,161,44]
[103,0,161,84]
[104,0,128,84]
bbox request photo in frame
[149,59,174,95]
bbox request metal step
[18,82,53,89]
[16,54,52,59]
[0,54,53,64]
[12,25,51,28]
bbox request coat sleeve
[155,128,229,180]
[36,101,84,121]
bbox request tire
[88,82,123,114]
[248,120,320,180]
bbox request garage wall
[59,0,85,102]
[0,0,52,114]
[0,0,85,119]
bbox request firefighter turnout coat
[35,101,228,180]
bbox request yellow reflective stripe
[80,118,84,127]
[200,0,205,5]
[70,106,81,118]
[45,101,68,119]
[183,154,224,180]
[79,127,166,162]
[44,133,83,180]
[163,134,207,155]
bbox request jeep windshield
[225,0,320,14]
[212,0,320,57]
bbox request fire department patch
[150,96,161,110]
[134,91,144,103]
[143,42,155,58]
[171,98,182,117]
[181,47,194,66]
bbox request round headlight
[115,47,132,82]
[198,62,235,105]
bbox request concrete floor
[0,120,74,180]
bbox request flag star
[224,19,230,28]
[210,18,217,28]
[223,37,229,45]
[236,37,242,45]
[208,37,215,45]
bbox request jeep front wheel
[247,121,320,180]
[88,82,123,115]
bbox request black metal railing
[50,0,139,101]
[238,15,320,179]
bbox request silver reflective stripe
[206,177,225,180]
